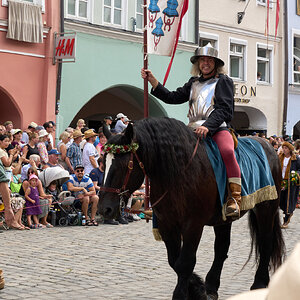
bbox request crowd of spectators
[1,115,299,231]
[0,112,145,232]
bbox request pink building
[0,0,60,129]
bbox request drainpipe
[195,0,199,45]
[282,0,288,135]
[55,0,65,141]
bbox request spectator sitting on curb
[67,164,99,226]
[65,130,84,174]
[90,157,119,225]
[21,154,42,182]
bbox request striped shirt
[67,174,93,190]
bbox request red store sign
[54,33,76,63]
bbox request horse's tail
[248,209,285,271]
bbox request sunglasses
[76,169,84,173]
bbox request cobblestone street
[0,210,299,300]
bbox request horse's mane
[134,117,202,186]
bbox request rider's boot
[225,181,241,219]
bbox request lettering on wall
[234,84,257,104]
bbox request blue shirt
[66,142,82,169]
[89,168,104,187]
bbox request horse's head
[99,123,145,219]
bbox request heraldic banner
[147,0,187,56]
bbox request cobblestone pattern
[0,210,299,300]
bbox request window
[135,0,143,31]
[199,32,219,49]
[293,36,300,84]
[230,43,246,81]
[199,38,217,48]
[257,45,272,83]
[2,0,45,12]
[103,0,124,27]
[67,0,88,19]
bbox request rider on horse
[141,43,241,218]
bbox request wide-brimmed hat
[72,130,84,139]
[84,129,98,139]
[227,243,300,300]
[116,113,127,120]
[282,141,294,152]
[38,129,49,138]
[28,122,38,129]
[190,43,224,66]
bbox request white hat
[28,122,38,129]
[38,129,49,138]
[227,243,300,300]
[11,128,22,135]
[116,113,127,120]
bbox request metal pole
[143,0,150,216]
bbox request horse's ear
[123,123,134,144]
[102,124,112,139]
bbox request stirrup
[225,197,240,218]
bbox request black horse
[99,117,285,300]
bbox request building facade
[199,0,284,136]
[0,0,60,129]
[285,0,300,139]
[58,0,198,133]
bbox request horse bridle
[100,150,147,198]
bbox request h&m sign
[53,32,76,64]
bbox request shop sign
[53,32,76,64]
[234,84,256,104]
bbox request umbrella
[39,167,70,188]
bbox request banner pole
[143,0,150,218]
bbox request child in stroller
[39,167,80,226]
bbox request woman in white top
[279,141,300,228]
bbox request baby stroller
[39,167,79,226]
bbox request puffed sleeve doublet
[151,77,196,104]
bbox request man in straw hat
[141,43,242,218]
[228,242,300,300]
[278,141,300,228]
[82,129,99,175]
[66,130,84,174]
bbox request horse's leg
[172,224,204,300]
[205,223,232,300]
[250,203,279,290]
[163,228,182,271]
